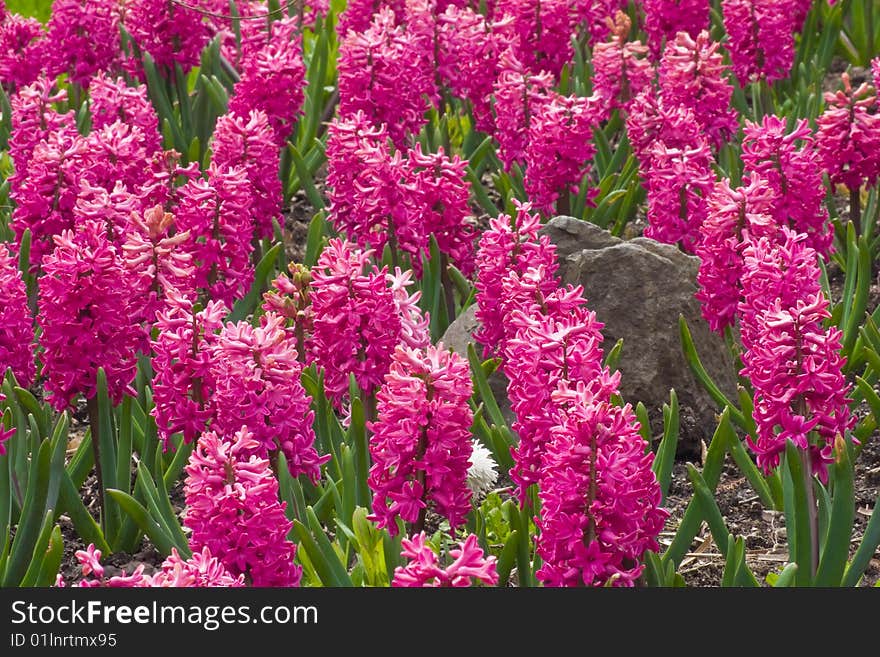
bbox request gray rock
[442,216,737,453]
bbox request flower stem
[799,447,819,580]
[850,186,861,236]
[86,395,106,535]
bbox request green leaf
[603,338,624,373]
[815,437,855,586]
[3,438,51,586]
[468,344,506,429]
[227,242,282,323]
[652,390,679,503]
[57,471,110,554]
[105,489,178,556]
[784,441,814,587]
[843,490,880,586]
[288,143,325,210]
[34,524,64,587]
[19,510,56,587]
[495,530,518,587]
[304,212,326,267]
[772,562,799,587]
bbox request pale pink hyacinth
[0,243,34,387]
[7,78,74,178]
[504,280,615,503]
[0,12,45,88]
[473,201,558,358]
[368,344,473,535]
[388,267,431,349]
[151,292,227,448]
[82,121,151,198]
[392,533,498,587]
[211,110,281,240]
[590,13,653,119]
[492,48,554,171]
[88,73,162,156]
[325,112,403,257]
[536,380,667,587]
[185,426,302,587]
[125,0,212,72]
[815,72,880,192]
[738,229,854,481]
[641,0,710,57]
[175,163,255,306]
[72,182,139,248]
[524,92,599,214]
[37,220,146,411]
[742,115,831,254]
[338,0,405,37]
[122,205,195,325]
[43,0,121,85]
[337,7,437,148]
[402,144,476,276]
[659,31,737,149]
[694,177,777,334]
[494,0,577,77]
[721,0,796,85]
[437,5,499,133]
[229,18,306,145]
[210,313,327,483]
[308,239,401,405]
[69,544,243,588]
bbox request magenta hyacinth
[184,426,302,587]
[210,312,327,483]
[524,92,599,214]
[402,144,476,276]
[0,243,34,387]
[175,163,255,306]
[437,5,499,133]
[43,0,121,85]
[211,110,281,240]
[0,12,45,88]
[504,281,614,503]
[815,72,880,192]
[492,49,554,171]
[473,201,558,358]
[392,533,499,587]
[694,177,777,334]
[308,239,401,405]
[738,229,854,481]
[337,7,437,148]
[388,267,431,350]
[151,291,227,448]
[721,0,796,85]
[536,380,667,587]
[368,344,474,535]
[338,0,406,37]
[494,0,577,77]
[641,0,710,57]
[228,18,306,146]
[742,115,831,254]
[590,13,653,118]
[88,73,162,156]
[125,0,212,72]
[8,78,73,176]
[37,220,145,411]
[658,30,737,148]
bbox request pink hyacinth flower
[642,0,710,58]
[125,0,212,72]
[368,344,473,535]
[722,0,796,84]
[0,12,45,88]
[0,242,35,387]
[43,0,122,86]
[590,12,653,119]
[392,533,498,587]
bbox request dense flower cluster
[38,220,145,411]
[211,313,326,483]
[641,0,710,57]
[0,243,34,387]
[0,12,45,88]
[815,73,880,192]
[591,13,653,118]
[151,292,227,447]
[368,344,473,534]
[738,229,854,481]
[536,381,667,586]
[494,0,577,77]
[308,239,401,404]
[742,115,831,254]
[184,427,302,587]
[88,73,162,156]
[392,533,498,587]
[43,0,121,85]
[473,201,558,357]
[125,0,212,72]
[524,93,599,213]
[658,30,736,148]
[721,0,796,84]
[228,18,306,146]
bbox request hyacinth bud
[368,344,474,535]
[0,242,35,388]
[184,426,302,587]
[392,533,498,587]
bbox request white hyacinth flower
[466,439,498,498]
